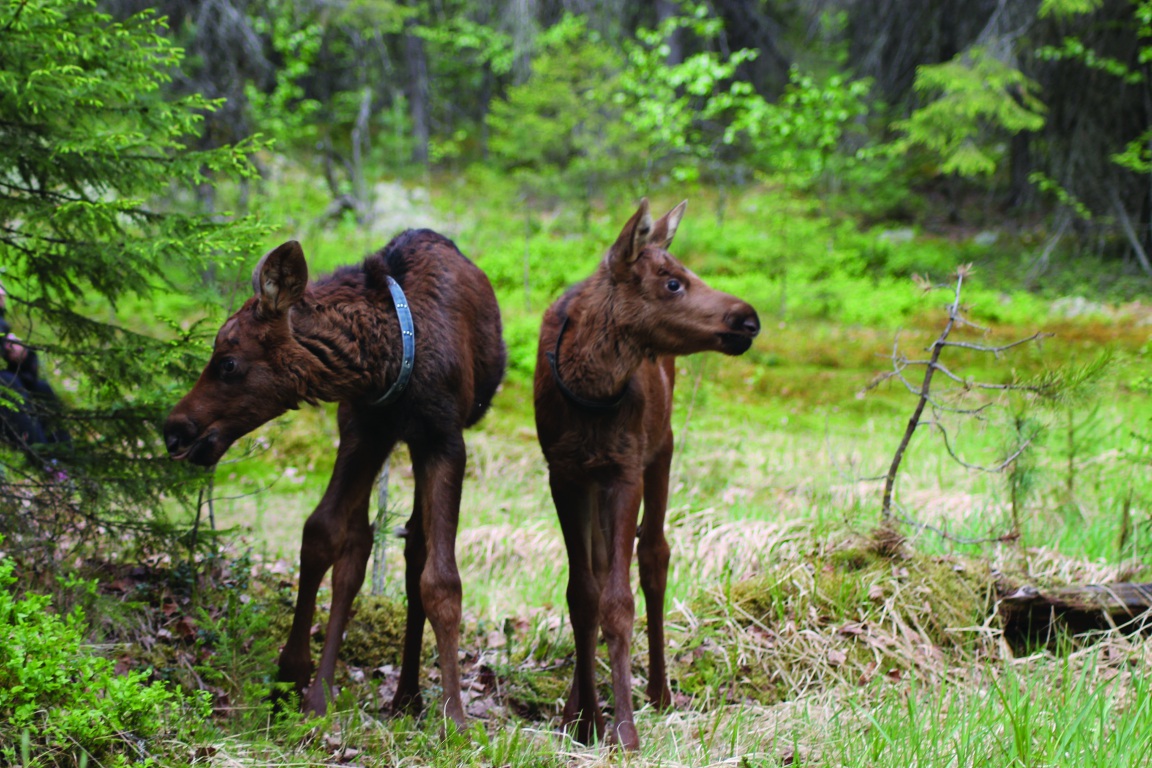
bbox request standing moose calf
[534,199,760,749]
[165,231,505,726]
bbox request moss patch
[337,594,410,669]
[673,539,999,707]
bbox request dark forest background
[100,0,1152,274]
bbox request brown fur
[165,230,505,725]
[533,199,760,749]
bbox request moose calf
[534,199,760,749]
[165,231,505,726]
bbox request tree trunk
[403,18,430,166]
[509,0,537,85]
[1008,130,1032,209]
[656,0,683,65]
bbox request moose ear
[607,198,654,268]
[253,240,308,317]
[650,200,687,249]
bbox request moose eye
[666,278,683,293]
[219,357,239,376]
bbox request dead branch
[936,331,1053,357]
[1026,212,1070,280]
[921,419,1033,472]
[877,268,1051,524]
[891,504,1019,546]
[930,359,1056,394]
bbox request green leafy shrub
[0,548,208,766]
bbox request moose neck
[284,296,402,405]
[556,277,649,404]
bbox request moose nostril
[727,306,760,336]
[163,416,198,455]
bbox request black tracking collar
[369,276,415,407]
[545,314,628,411]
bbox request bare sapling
[866,265,1055,536]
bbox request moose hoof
[610,721,640,751]
[267,683,300,715]
[391,689,424,717]
[647,683,673,710]
[574,716,606,746]
[441,708,469,738]
[302,685,330,717]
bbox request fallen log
[997,582,1152,643]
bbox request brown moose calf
[534,199,760,749]
[164,231,505,727]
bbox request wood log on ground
[997,582,1152,643]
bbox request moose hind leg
[411,435,468,729]
[638,439,674,709]
[393,499,426,715]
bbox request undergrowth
[0,543,209,767]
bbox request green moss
[337,594,410,669]
[727,574,793,627]
[501,664,570,718]
[828,547,882,571]
[720,544,994,649]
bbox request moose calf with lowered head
[164,231,505,726]
[534,199,760,749]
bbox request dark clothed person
[1,334,71,465]
[0,369,46,451]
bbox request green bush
[0,548,208,766]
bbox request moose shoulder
[533,199,760,750]
[164,230,506,726]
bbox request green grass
[821,659,1152,767]
[189,322,1152,764]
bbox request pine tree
[0,0,264,561]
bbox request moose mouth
[168,430,226,466]
[717,332,754,355]
[168,441,197,461]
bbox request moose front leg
[278,415,391,715]
[599,476,644,750]
[552,475,605,745]
[409,435,468,730]
[638,437,674,709]
[276,541,326,701]
[303,508,375,715]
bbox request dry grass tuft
[867,520,907,558]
